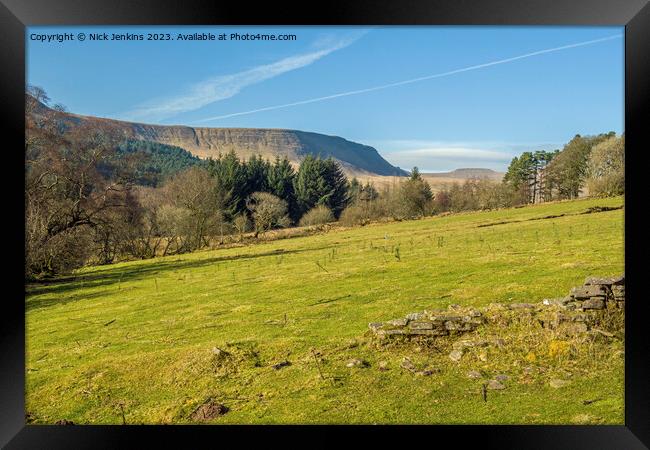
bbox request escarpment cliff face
[124,124,405,175]
[45,105,407,177]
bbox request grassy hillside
[25,196,624,424]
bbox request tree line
[502,132,624,204]
[25,87,624,278]
[504,131,625,203]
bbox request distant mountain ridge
[423,168,504,181]
[39,103,407,177]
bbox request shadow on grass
[25,245,334,311]
[25,290,111,312]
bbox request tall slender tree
[206,150,246,218]
[293,156,349,219]
[267,156,298,221]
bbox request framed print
[2,0,649,448]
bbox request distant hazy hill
[423,168,504,181]
[37,103,407,177]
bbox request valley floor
[25,196,625,424]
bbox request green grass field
[25,196,625,424]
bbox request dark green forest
[115,140,204,186]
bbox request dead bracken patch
[190,399,229,421]
[210,342,262,376]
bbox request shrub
[339,204,367,227]
[299,204,335,227]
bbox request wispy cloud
[196,33,622,123]
[120,31,367,122]
[374,139,562,153]
[387,147,514,161]
[378,140,562,172]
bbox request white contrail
[196,34,622,123]
[120,31,368,122]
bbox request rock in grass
[406,312,425,321]
[346,358,369,368]
[543,297,571,307]
[401,357,416,371]
[584,275,624,286]
[211,347,232,366]
[467,370,482,379]
[419,365,440,376]
[449,349,463,362]
[378,361,389,371]
[410,321,434,330]
[487,380,506,390]
[495,374,509,382]
[549,379,570,388]
[382,329,407,337]
[387,318,409,327]
[571,285,606,300]
[272,360,291,370]
[581,297,606,310]
[611,285,625,298]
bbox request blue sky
[27,26,624,172]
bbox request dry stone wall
[369,306,485,339]
[368,274,624,341]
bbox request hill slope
[41,104,407,177]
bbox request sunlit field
[26,196,624,424]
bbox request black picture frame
[2,0,648,448]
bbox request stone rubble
[487,379,506,390]
[370,305,486,341]
[346,358,369,368]
[368,274,624,341]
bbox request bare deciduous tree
[246,192,290,238]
